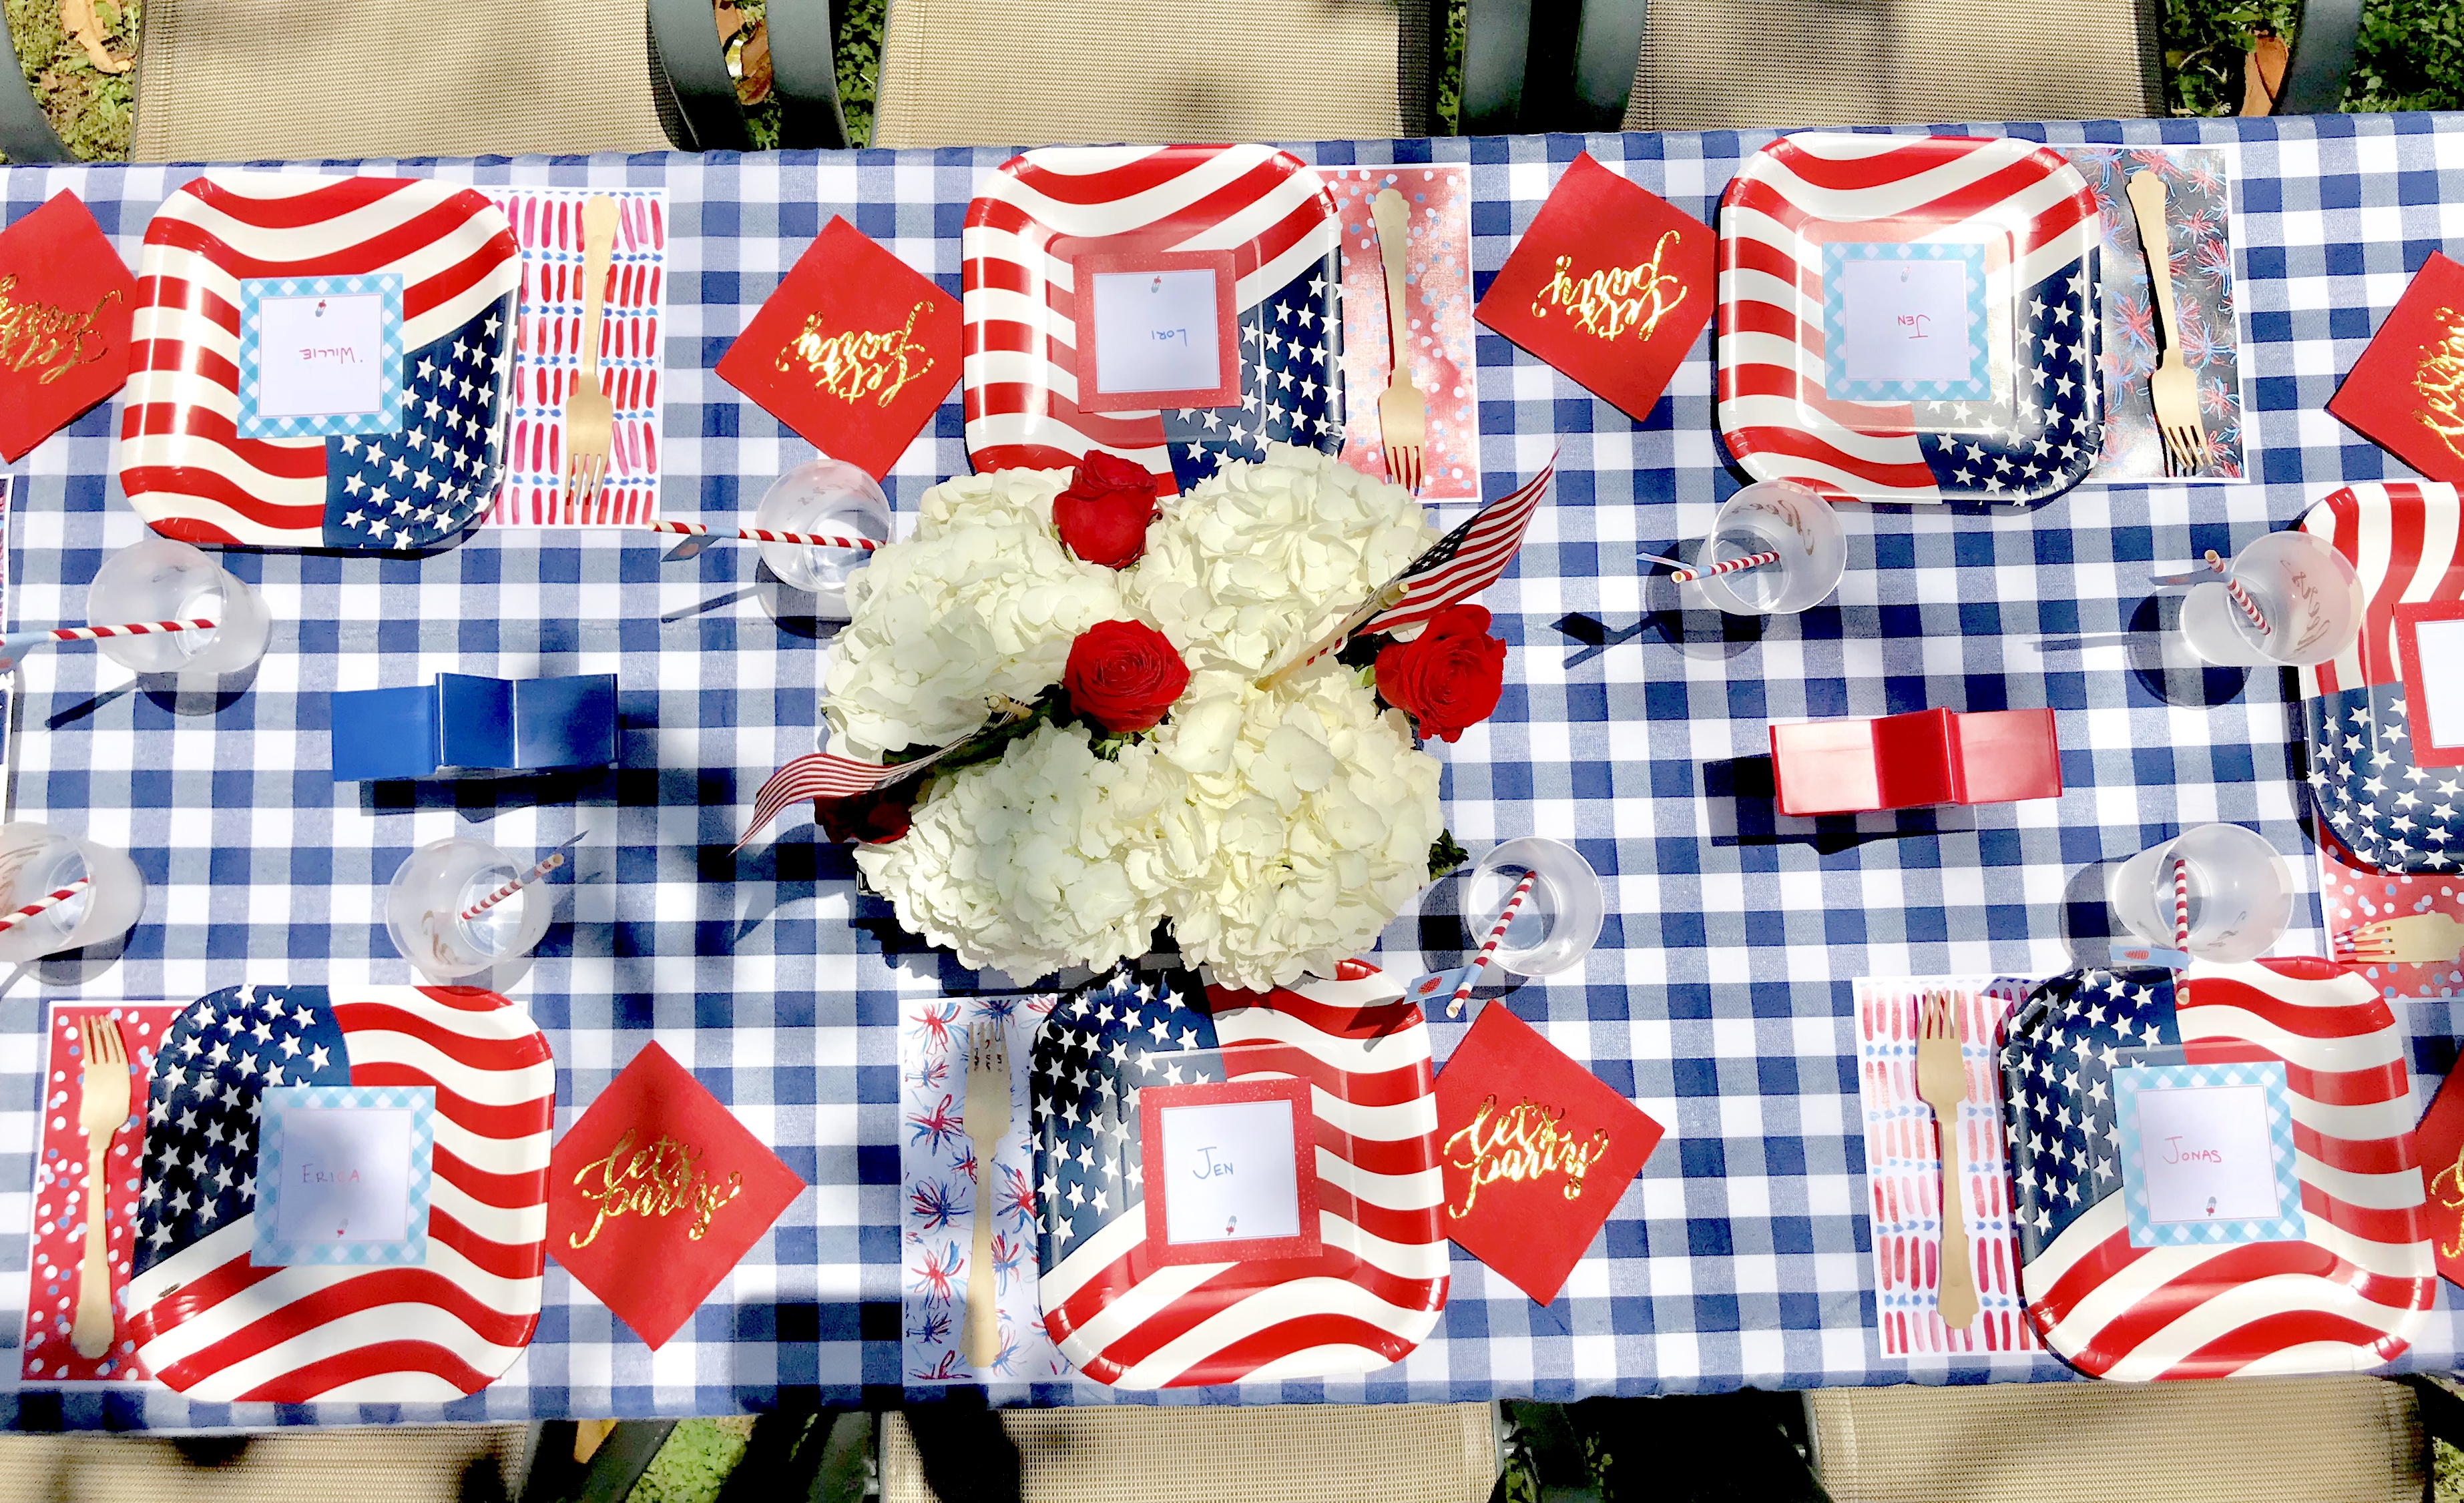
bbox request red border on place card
[2396,601,2464,766]
[1137,1074,1321,1267]
[1069,249,1240,412]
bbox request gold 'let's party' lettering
[2415,304,2464,464]
[2431,1141,2464,1261]
[774,300,935,407]
[1442,1094,1611,1219]
[0,276,119,386]
[567,1127,745,1249]
[1529,231,1689,343]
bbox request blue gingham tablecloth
[1,112,2460,1428]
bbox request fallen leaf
[734,19,771,104]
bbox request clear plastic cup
[81,536,272,678]
[1687,480,1849,616]
[2108,823,2292,964]
[2179,531,2363,669]
[0,822,146,963]
[1459,837,1605,976]
[754,457,893,615]
[384,837,555,981]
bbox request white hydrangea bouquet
[751,444,1531,991]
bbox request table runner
[0,112,2458,1427]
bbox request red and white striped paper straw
[5,617,219,651]
[2204,549,2270,635]
[2172,858,2191,954]
[1447,870,1540,1019]
[458,852,565,923]
[0,878,88,935]
[645,520,879,551]
[1671,551,1779,587]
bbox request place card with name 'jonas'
[2115,1059,2305,1249]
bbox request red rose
[1375,604,1507,743]
[814,783,915,844]
[1063,619,1190,734]
[1052,451,1160,569]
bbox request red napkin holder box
[1770,707,2060,816]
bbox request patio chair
[0,0,757,164]
[1465,0,2363,132]
[859,0,1444,148]
[1804,1374,2423,1502]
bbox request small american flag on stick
[1359,456,1555,637]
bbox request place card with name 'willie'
[546,1042,806,1349]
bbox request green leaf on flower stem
[1429,830,1468,881]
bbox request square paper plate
[1718,133,2104,505]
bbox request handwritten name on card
[269,1105,417,1243]
[1089,268,1224,396]
[2133,1081,2284,1224]
[256,291,387,419]
[1157,1099,1302,1245]
[1837,256,1975,388]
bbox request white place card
[2412,617,2464,752]
[251,1083,436,1265]
[1158,1097,1302,1245]
[1820,242,1991,403]
[1089,268,1225,396]
[2116,1061,2306,1247]
[254,292,389,419]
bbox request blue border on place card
[2115,1061,2305,1249]
[251,1084,436,1267]
[1820,242,1991,403]
[235,274,406,438]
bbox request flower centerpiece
[788,445,1512,991]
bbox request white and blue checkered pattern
[236,274,407,439]
[1,111,2463,1428]
[2115,1061,2306,1248]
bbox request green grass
[2164,0,2464,115]
[3,0,136,160]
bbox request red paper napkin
[1433,1002,1664,1304]
[716,215,961,481]
[547,1042,804,1349]
[0,192,135,463]
[1473,153,1715,424]
[2415,1063,2464,1290]
[2329,250,2464,485]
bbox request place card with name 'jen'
[250,1085,436,1267]
[2116,1059,2306,1248]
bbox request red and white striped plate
[2012,959,2433,1380]
[961,143,1342,497]
[1717,133,2103,505]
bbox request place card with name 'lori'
[1431,1001,1663,1305]
[2114,1059,2305,1249]
[546,1042,806,1349]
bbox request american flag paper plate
[1031,960,1447,1388]
[116,173,520,552]
[962,143,1344,497]
[122,984,551,1402]
[2295,481,2464,874]
[2003,960,2434,1380]
[1716,133,2103,505]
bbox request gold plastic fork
[1914,991,1979,1330]
[2124,171,2208,477]
[1369,188,1427,493]
[562,194,622,522]
[962,1021,1010,1370]
[71,1014,130,1360]
[2342,912,2464,964]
